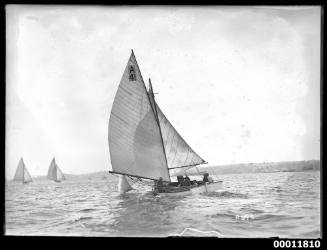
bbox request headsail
[56,166,66,181]
[47,158,56,180]
[23,167,33,183]
[148,80,206,176]
[13,158,33,183]
[47,158,65,182]
[108,50,170,182]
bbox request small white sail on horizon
[47,158,66,182]
[13,158,33,184]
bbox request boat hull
[157,181,223,197]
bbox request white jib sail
[56,165,65,181]
[23,167,33,183]
[118,175,133,194]
[13,158,32,183]
[108,51,170,182]
[47,158,65,181]
[147,80,206,177]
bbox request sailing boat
[108,50,222,195]
[47,158,66,183]
[13,157,33,184]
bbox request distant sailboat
[47,158,66,183]
[108,50,222,195]
[13,158,33,184]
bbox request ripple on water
[5,171,320,237]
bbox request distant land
[32,171,116,182]
[176,160,320,176]
[29,160,320,181]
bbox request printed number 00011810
[273,240,321,248]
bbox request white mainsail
[13,158,33,183]
[108,50,170,182]
[47,158,65,182]
[147,80,206,176]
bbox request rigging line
[145,78,170,180]
[183,149,191,167]
[138,178,153,186]
[164,120,171,148]
[168,162,208,170]
[159,106,205,163]
[128,176,142,185]
[168,132,177,164]
[167,131,175,155]
[189,154,195,167]
[172,138,179,168]
[109,170,161,181]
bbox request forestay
[108,51,170,182]
[147,80,206,177]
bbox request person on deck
[202,173,209,183]
[182,175,191,186]
[202,173,214,183]
[155,177,164,192]
[177,175,184,186]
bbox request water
[5,171,320,237]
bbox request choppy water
[5,171,320,237]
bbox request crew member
[181,175,191,186]
[155,177,164,192]
[203,173,209,183]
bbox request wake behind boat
[108,50,222,195]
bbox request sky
[6,5,321,178]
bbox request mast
[148,78,171,181]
